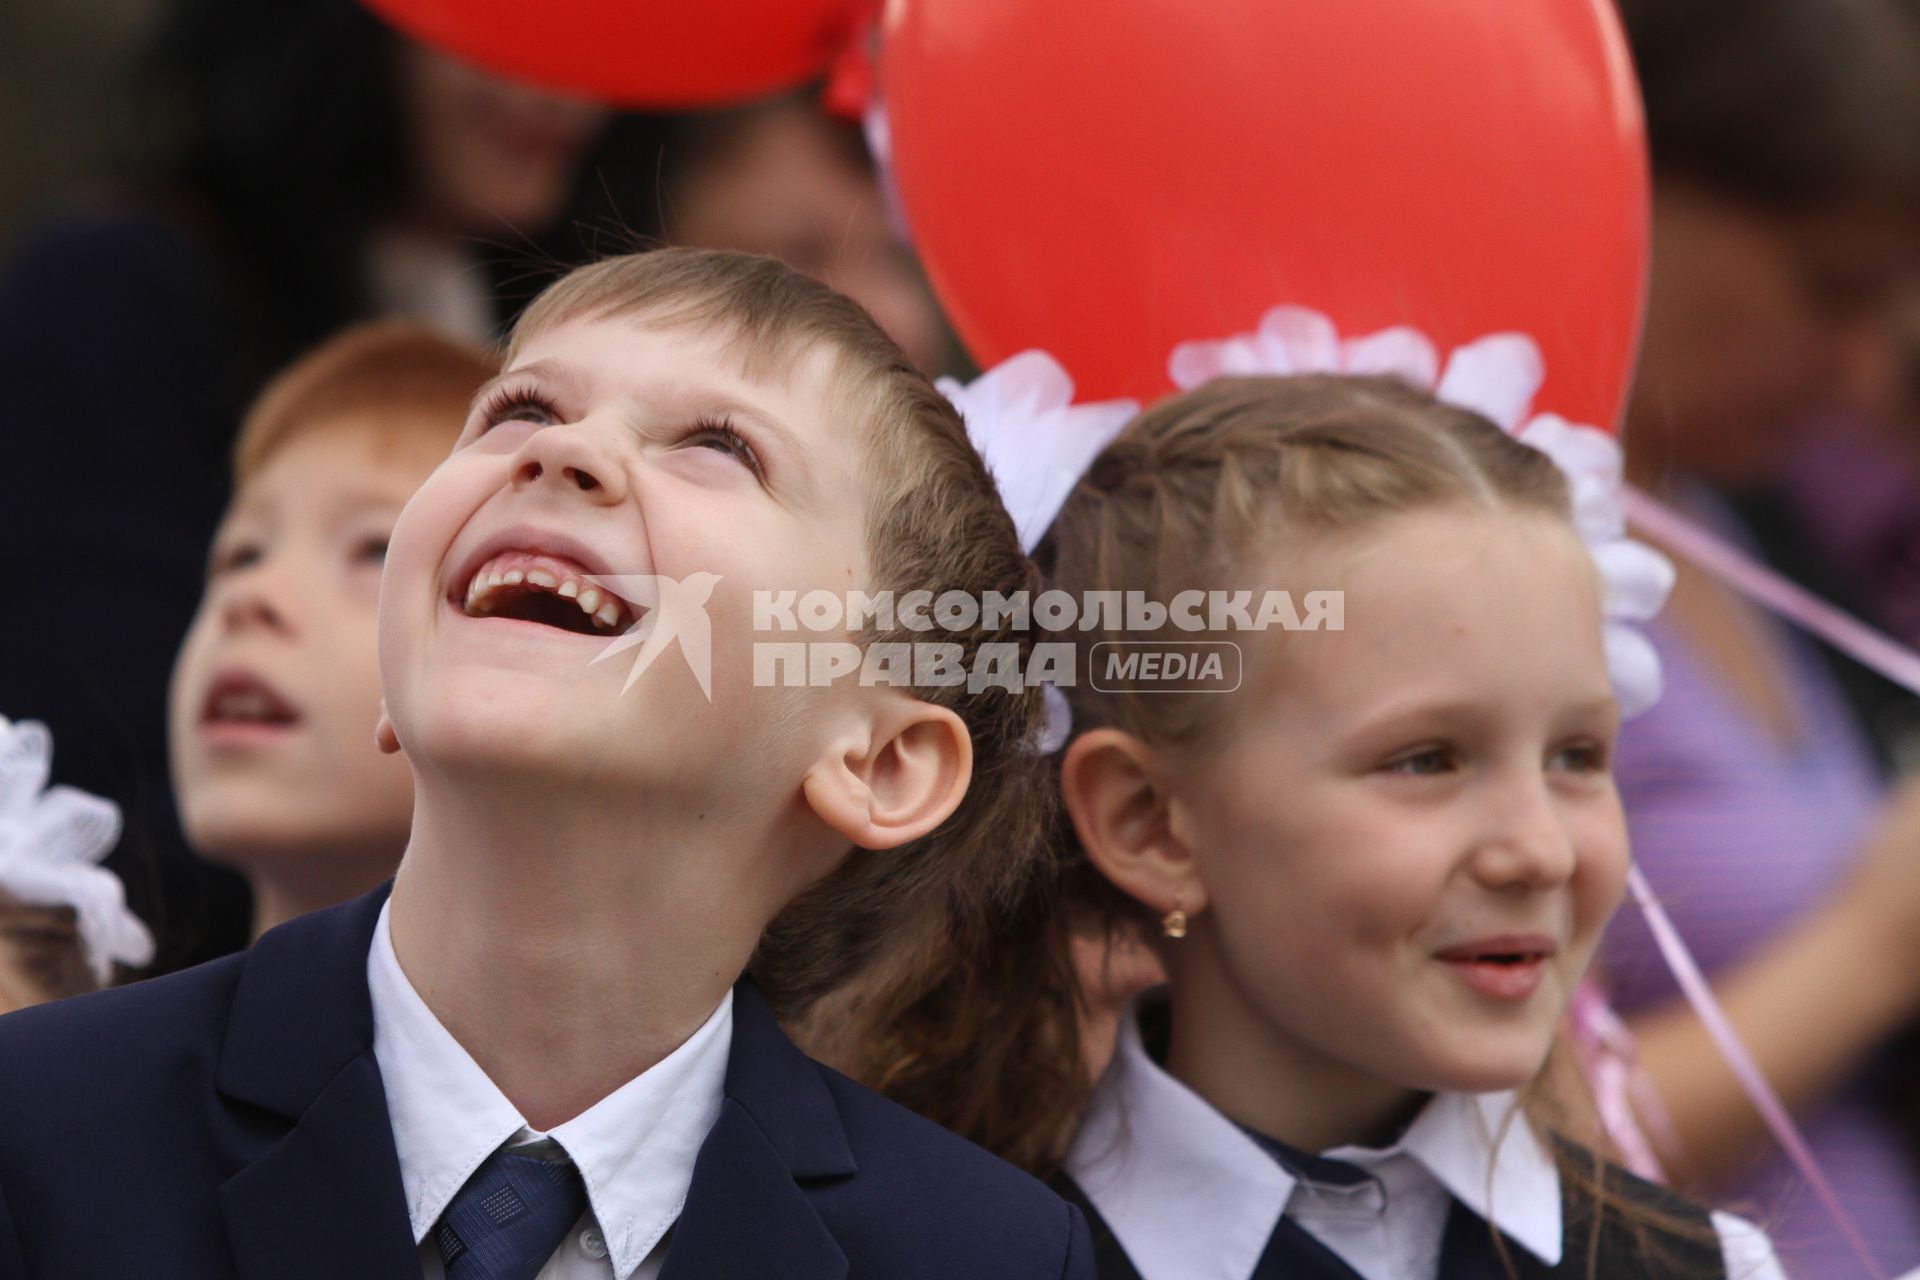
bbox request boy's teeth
[460,556,627,631]
[215,691,280,721]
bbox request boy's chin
[187,809,399,869]
[394,689,720,788]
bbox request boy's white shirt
[1065,1000,1787,1280]
[367,901,733,1280]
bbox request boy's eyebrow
[468,357,575,410]
[220,487,271,520]
[321,488,414,521]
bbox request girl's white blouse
[1064,1002,1786,1280]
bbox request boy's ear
[1061,727,1207,921]
[802,696,973,852]
[374,701,400,755]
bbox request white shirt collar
[1328,1089,1562,1265]
[367,901,733,1280]
[1064,1001,1562,1280]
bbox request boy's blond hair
[234,323,498,484]
[510,248,1057,1021]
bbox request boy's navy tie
[434,1148,590,1280]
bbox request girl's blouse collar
[1063,996,1562,1280]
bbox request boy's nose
[510,423,626,504]
[220,585,291,636]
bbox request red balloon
[882,0,1648,429]
[363,0,876,108]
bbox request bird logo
[583,573,722,700]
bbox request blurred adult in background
[0,0,661,970]
[652,92,950,373]
[1605,0,1920,1272]
[1775,307,1920,701]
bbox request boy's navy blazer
[0,886,1092,1279]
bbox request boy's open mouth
[200,669,303,727]
[460,549,635,637]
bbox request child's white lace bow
[943,313,1671,747]
[937,352,1139,556]
[937,352,1138,752]
[0,716,155,984]
[1170,306,1674,717]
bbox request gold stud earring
[1162,906,1188,939]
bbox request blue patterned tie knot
[436,1148,590,1280]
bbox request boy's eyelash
[473,390,767,482]
[1383,745,1456,777]
[681,414,766,480]
[476,383,557,429]
[209,542,260,577]
[207,535,388,577]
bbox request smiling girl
[842,374,1784,1279]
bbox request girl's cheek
[1596,856,1631,916]
[1572,835,1631,926]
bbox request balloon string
[1625,866,1887,1280]
[1622,484,1910,1279]
[1566,981,1673,1182]
[1623,485,1920,696]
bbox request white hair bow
[1170,306,1674,717]
[938,352,1138,752]
[0,717,155,984]
[937,351,1139,556]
